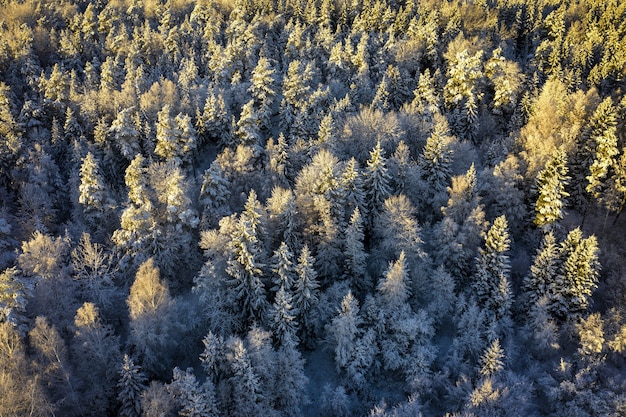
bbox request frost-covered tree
[226,213,267,325]
[155,106,197,164]
[196,90,232,147]
[249,55,276,130]
[227,338,265,417]
[435,164,487,284]
[199,162,232,229]
[127,258,175,374]
[533,147,570,231]
[269,286,299,345]
[417,116,454,213]
[270,241,296,293]
[117,354,147,417]
[110,108,142,160]
[586,98,626,215]
[473,216,512,319]
[523,232,560,308]
[343,208,369,293]
[378,251,411,306]
[72,303,121,416]
[478,338,505,377]
[364,141,391,225]
[327,291,361,370]
[293,244,320,344]
[167,367,219,417]
[549,228,600,320]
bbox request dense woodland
[0,0,625,415]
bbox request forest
[0,0,625,415]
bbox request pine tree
[523,232,560,308]
[473,215,513,319]
[78,152,111,219]
[249,56,276,130]
[117,354,147,417]
[378,251,411,307]
[199,162,232,228]
[586,98,625,215]
[364,141,391,225]
[478,338,505,377]
[327,291,361,370]
[549,228,600,320]
[269,286,299,345]
[168,367,219,417]
[293,245,320,344]
[270,241,296,293]
[226,214,267,324]
[197,90,232,147]
[343,208,369,293]
[533,147,570,231]
[417,116,453,209]
[227,339,264,417]
[338,158,367,226]
[110,108,142,160]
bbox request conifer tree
[269,286,299,345]
[364,141,391,225]
[199,162,232,228]
[226,214,267,324]
[168,367,219,417]
[523,232,560,308]
[533,147,570,231]
[196,90,232,147]
[549,228,600,320]
[378,251,411,307]
[328,291,361,370]
[343,208,369,293]
[110,108,142,160]
[78,152,112,223]
[270,241,296,293]
[586,98,625,215]
[473,215,512,319]
[478,338,504,377]
[117,355,147,417]
[293,245,320,344]
[227,339,264,417]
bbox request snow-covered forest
[0,0,625,415]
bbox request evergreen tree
[327,291,361,370]
[533,147,570,231]
[226,214,267,324]
[199,162,232,228]
[269,286,299,345]
[549,228,600,320]
[249,55,276,130]
[523,232,560,308]
[117,355,147,417]
[417,116,453,212]
[168,367,219,417]
[478,338,505,377]
[473,215,513,319]
[343,208,369,293]
[78,152,112,225]
[227,338,265,417]
[197,90,232,147]
[110,107,142,161]
[293,245,320,344]
[364,141,391,225]
[378,251,411,306]
[586,98,625,215]
[270,241,296,293]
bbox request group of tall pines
[0,0,625,415]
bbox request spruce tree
[117,355,147,417]
[473,215,512,319]
[533,147,570,231]
[364,141,391,225]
